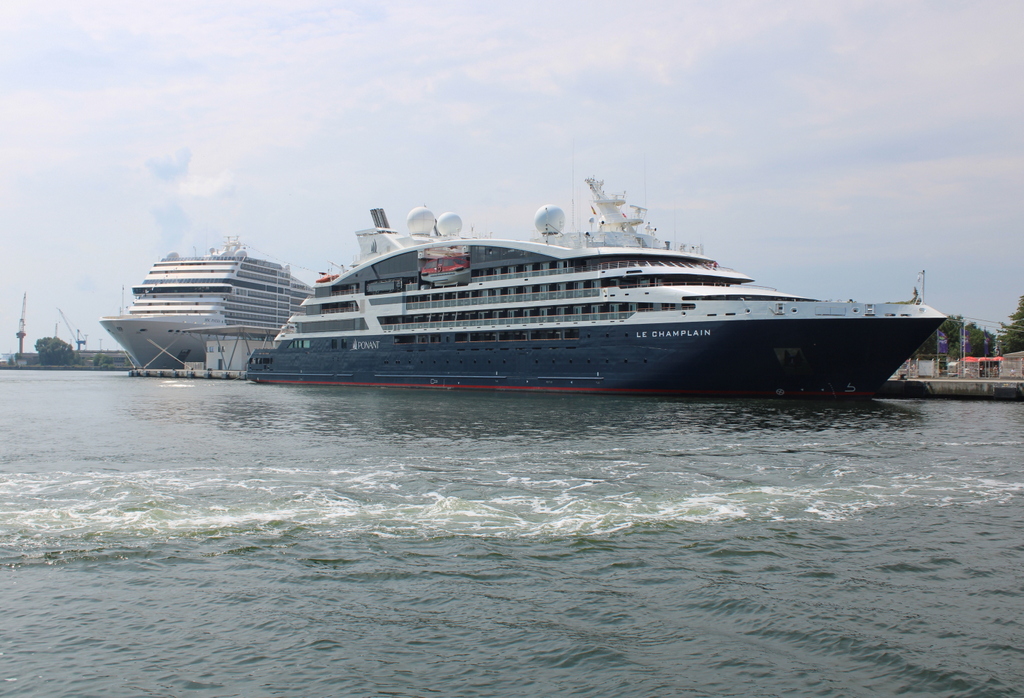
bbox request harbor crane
[16,293,26,354]
[57,308,87,351]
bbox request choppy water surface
[1,371,1021,696]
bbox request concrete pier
[128,368,244,380]
[879,379,1024,400]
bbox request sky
[2,0,1023,354]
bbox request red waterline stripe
[250,378,875,398]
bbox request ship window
[372,251,418,276]
[366,278,403,295]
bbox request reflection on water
[170,380,929,443]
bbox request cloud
[151,201,189,249]
[146,148,191,181]
[179,170,234,197]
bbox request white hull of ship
[99,315,224,369]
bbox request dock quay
[879,379,1024,400]
[129,368,244,380]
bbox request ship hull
[246,316,942,399]
[99,315,220,369]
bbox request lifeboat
[420,256,471,286]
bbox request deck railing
[381,311,635,332]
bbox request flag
[984,333,990,357]
[964,331,972,356]
[937,329,948,354]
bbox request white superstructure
[100,238,311,368]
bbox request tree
[93,353,115,368]
[35,337,75,366]
[914,316,989,360]
[999,294,1024,354]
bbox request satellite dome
[166,252,179,260]
[407,206,436,235]
[436,211,462,237]
[534,205,565,234]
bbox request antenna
[571,139,575,233]
[643,153,647,209]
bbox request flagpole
[960,321,966,378]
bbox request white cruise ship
[100,238,311,369]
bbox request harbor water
[1,371,1021,697]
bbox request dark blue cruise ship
[247,179,944,399]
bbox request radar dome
[407,206,436,235]
[534,205,565,234]
[166,252,179,260]
[436,212,462,236]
